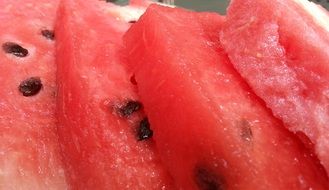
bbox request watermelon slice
[55,0,176,189]
[124,4,329,190]
[0,0,68,189]
[221,0,329,174]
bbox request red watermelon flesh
[221,0,329,173]
[129,0,154,7]
[0,0,68,189]
[55,0,176,189]
[124,4,329,190]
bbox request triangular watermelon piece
[0,0,67,189]
[221,0,329,174]
[124,4,329,189]
[55,0,176,189]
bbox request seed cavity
[128,20,137,24]
[138,117,153,141]
[117,100,142,117]
[238,119,253,143]
[130,75,137,85]
[194,166,226,190]
[2,42,28,57]
[41,29,55,40]
[19,77,43,96]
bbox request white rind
[293,0,329,32]
[103,2,175,23]
[105,6,146,22]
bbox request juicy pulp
[221,0,329,174]
[124,4,329,190]
[55,0,175,189]
[0,0,67,189]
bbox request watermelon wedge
[0,0,68,189]
[55,0,176,189]
[221,0,329,174]
[124,4,329,190]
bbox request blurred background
[175,0,229,14]
[112,0,329,13]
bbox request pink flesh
[0,0,68,189]
[55,0,176,189]
[221,0,329,173]
[129,0,154,7]
[124,4,329,190]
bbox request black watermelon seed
[41,29,55,40]
[194,166,226,190]
[106,0,117,2]
[138,117,153,141]
[118,100,142,117]
[2,42,28,57]
[19,77,43,97]
[128,20,137,24]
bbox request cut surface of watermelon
[129,0,155,7]
[221,0,329,174]
[0,0,67,189]
[55,0,175,189]
[124,4,329,190]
